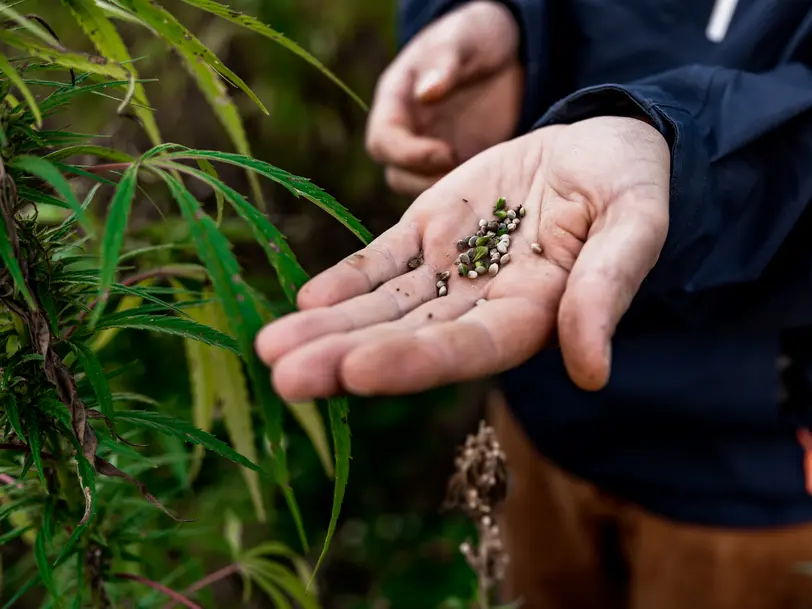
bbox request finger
[385,166,447,197]
[296,221,423,310]
[256,262,440,366]
[366,69,456,173]
[557,203,668,391]
[270,294,475,401]
[414,52,460,103]
[339,289,562,396]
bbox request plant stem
[113,573,203,609]
[159,563,240,609]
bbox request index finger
[296,219,423,310]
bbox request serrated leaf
[10,155,91,232]
[89,314,240,353]
[286,401,333,479]
[55,449,96,564]
[3,394,25,445]
[162,149,373,243]
[312,397,350,583]
[69,340,113,420]
[116,0,266,113]
[0,5,59,46]
[156,169,307,550]
[178,0,366,110]
[94,161,139,326]
[0,210,35,309]
[173,285,217,483]
[158,160,308,303]
[0,52,41,127]
[117,0,266,204]
[113,410,262,472]
[27,415,48,490]
[195,158,225,226]
[0,30,128,80]
[35,528,60,607]
[44,145,136,164]
[59,0,162,145]
[209,295,266,522]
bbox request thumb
[414,52,462,103]
[556,202,668,392]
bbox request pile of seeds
[455,197,524,281]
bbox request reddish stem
[113,573,202,609]
[0,473,22,488]
[160,563,240,609]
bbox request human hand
[366,0,523,196]
[257,117,670,400]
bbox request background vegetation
[0,1,486,607]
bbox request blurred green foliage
[0,1,485,608]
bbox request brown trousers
[489,391,812,609]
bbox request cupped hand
[257,117,670,401]
[366,0,524,196]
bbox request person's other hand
[366,0,524,197]
[257,117,670,401]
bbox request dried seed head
[506,210,516,220]
[459,263,468,276]
[459,253,471,265]
[467,270,479,279]
[475,265,487,275]
[438,286,448,297]
[500,253,511,265]
[531,242,543,254]
[488,263,499,277]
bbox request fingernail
[415,68,445,99]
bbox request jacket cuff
[532,84,711,294]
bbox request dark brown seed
[466,248,476,260]
[457,240,468,251]
[459,253,471,265]
[468,236,478,247]
[437,271,451,282]
[488,220,499,231]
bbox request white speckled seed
[497,242,508,254]
[488,263,499,277]
[438,286,448,296]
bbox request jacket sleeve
[397,0,550,132]
[533,62,812,297]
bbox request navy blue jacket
[399,0,812,527]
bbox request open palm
[256,117,671,401]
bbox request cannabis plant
[0,1,368,606]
